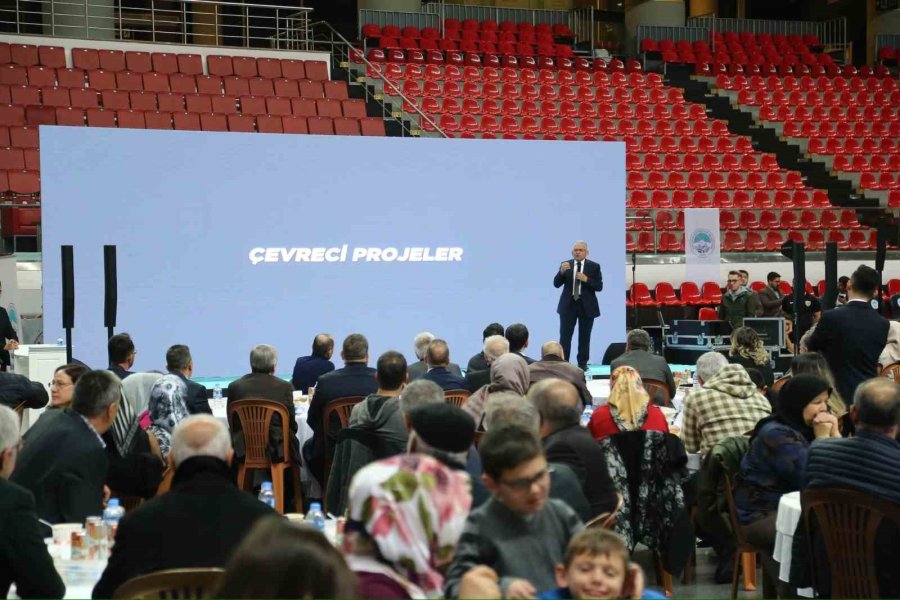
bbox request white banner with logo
[684,208,721,284]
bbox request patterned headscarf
[463,353,530,427]
[607,366,651,431]
[147,373,190,459]
[347,454,472,598]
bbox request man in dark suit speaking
[554,241,602,370]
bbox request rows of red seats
[643,31,833,70]
[629,208,859,231]
[878,46,898,64]
[627,228,876,253]
[695,59,889,78]
[377,63,661,87]
[628,189,832,209]
[364,46,639,72]
[628,279,833,307]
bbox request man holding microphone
[554,241,603,370]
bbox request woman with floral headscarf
[343,454,472,599]
[588,366,669,441]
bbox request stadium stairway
[665,64,875,222]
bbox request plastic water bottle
[213,384,222,400]
[580,406,594,428]
[305,502,325,531]
[56,337,64,346]
[585,368,593,382]
[102,498,125,543]
[258,481,276,508]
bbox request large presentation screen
[42,128,625,377]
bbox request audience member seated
[719,271,761,329]
[0,370,49,411]
[800,377,900,597]
[121,372,164,421]
[530,378,618,517]
[465,334,508,393]
[48,364,89,409]
[92,415,274,599]
[12,370,119,525]
[745,368,772,411]
[422,339,467,391]
[227,343,298,467]
[105,369,165,498]
[345,454,472,599]
[733,375,840,598]
[407,401,486,506]
[291,334,335,393]
[107,333,136,380]
[588,366,669,442]
[398,379,445,427]
[541,529,665,599]
[306,333,377,486]
[466,322,505,374]
[879,320,900,370]
[483,395,591,521]
[217,517,356,599]
[788,353,847,423]
[148,368,192,461]
[682,354,771,455]
[0,405,65,599]
[506,323,535,364]
[610,329,676,400]
[409,331,462,381]
[529,341,592,408]
[464,353,529,428]
[444,424,583,599]
[165,344,211,414]
[807,264,889,403]
[728,327,775,388]
[325,351,409,510]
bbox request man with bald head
[529,341,592,408]
[291,333,335,393]
[801,377,900,596]
[92,415,274,599]
[528,379,617,517]
[554,240,602,370]
[408,332,462,381]
[422,339,467,391]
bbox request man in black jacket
[305,333,377,486]
[555,241,603,370]
[107,333,135,380]
[0,404,64,599]
[165,344,210,414]
[12,370,119,525]
[92,415,274,599]
[529,378,618,518]
[0,371,49,410]
[807,265,889,402]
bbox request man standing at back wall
[554,241,602,370]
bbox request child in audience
[444,424,583,599]
[540,529,665,599]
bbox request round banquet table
[773,491,814,598]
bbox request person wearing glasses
[719,270,761,329]
[48,364,89,409]
[444,423,584,600]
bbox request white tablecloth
[774,491,814,597]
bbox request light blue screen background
[41,128,625,377]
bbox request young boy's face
[484,454,550,516]
[556,552,627,599]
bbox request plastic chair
[586,493,624,529]
[228,399,303,514]
[444,389,471,407]
[722,472,762,598]
[112,568,225,600]
[698,307,718,321]
[802,488,900,599]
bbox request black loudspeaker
[822,242,838,310]
[61,246,74,329]
[781,239,806,348]
[876,225,888,273]
[103,245,117,330]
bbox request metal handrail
[1,0,312,49]
[310,20,447,139]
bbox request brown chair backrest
[801,488,900,599]
[156,467,175,496]
[13,401,24,425]
[444,389,470,407]
[322,396,365,477]
[586,492,624,530]
[771,375,791,392]
[879,362,900,381]
[112,568,225,599]
[642,378,671,407]
[228,399,291,468]
[722,471,749,544]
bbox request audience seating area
[628,278,827,307]
[0,42,385,204]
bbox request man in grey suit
[758,272,787,318]
[610,329,676,399]
[407,332,462,381]
[528,342,592,409]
